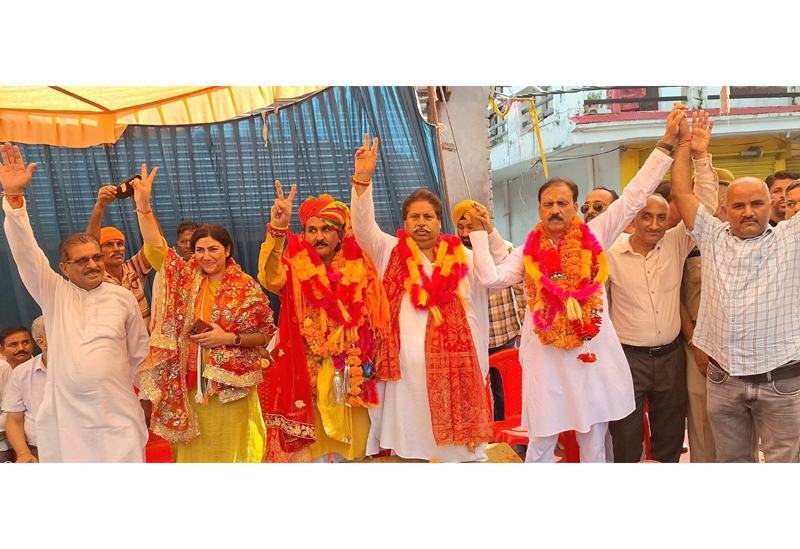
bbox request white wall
[492,150,622,245]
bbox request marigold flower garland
[396,229,469,325]
[523,216,608,362]
[288,236,379,407]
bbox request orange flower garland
[396,229,469,325]
[523,216,608,361]
[290,236,380,407]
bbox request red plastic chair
[487,348,580,462]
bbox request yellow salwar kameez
[145,243,269,463]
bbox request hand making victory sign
[354,132,380,177]
[269,180,297,229]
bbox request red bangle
[267,222,288,238]
[351,175,372,187]
[135,208,153,215]
[678,137,693,145]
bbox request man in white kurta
[470,107,685,462]
[350,184,508,462]
[1,144,149,463]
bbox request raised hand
[0,143,38,194]
[662,102,689,144]
[130,164,159,209]
[354,133,380,181]
[690,110,715,159]
[270,180,296,228]
[96,185,118,209]
[470,203,494,234]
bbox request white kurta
[0,360,11,453]
[350,185,508,462]
[2,353,47,447]
[471,149,674,438]
[3,198,149,463]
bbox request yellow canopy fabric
[0,86,326,148]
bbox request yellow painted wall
[621,136,794,187]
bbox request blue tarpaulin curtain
[0,86,444,328]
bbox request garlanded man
[469,104,687,462]
[258,181,388,463]
[350,134,508,462]
[1,143,149,463]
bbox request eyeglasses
[581,202,606,215]
[64,254,105,267]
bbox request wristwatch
[232,333,242,346]
[656,141,674,153]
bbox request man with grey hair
[671,120,800,462]
[2,316,47,462]
[605,111,718,462]
[1,142,150,463]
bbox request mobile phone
[115,175,139,199]
[189,318,213,336]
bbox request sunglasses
[64,254,105,267]
[581,202,606,215]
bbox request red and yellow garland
[287,235,380,407]
[396,229,469,324]
[523,216,609,362]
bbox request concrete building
[488,86,800,244]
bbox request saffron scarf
[376,230,492,449]
[140,248,275,443]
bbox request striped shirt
[103,248,152,330]
[689,206,800,375]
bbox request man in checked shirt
[671,114,800,462]
[454,200,525,421]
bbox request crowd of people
[2,102,799,463]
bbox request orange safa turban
[99,226,125,246]
[298,194,349,230]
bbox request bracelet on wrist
[267,222,288,238]
[351,175,372,186]
[656,141,674,153]
[0,191,24,197]
[135,208,153,215]
[16,449,32,457]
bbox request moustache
[314,240,328,247]
[14,350,29,355]
[548,214,564,221]
[84,269,101,276]
[741,217,758,223]
[414,226,432,233]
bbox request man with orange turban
[86,185,154,330]
[258,182,389,463]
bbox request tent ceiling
[0,86,326,147]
